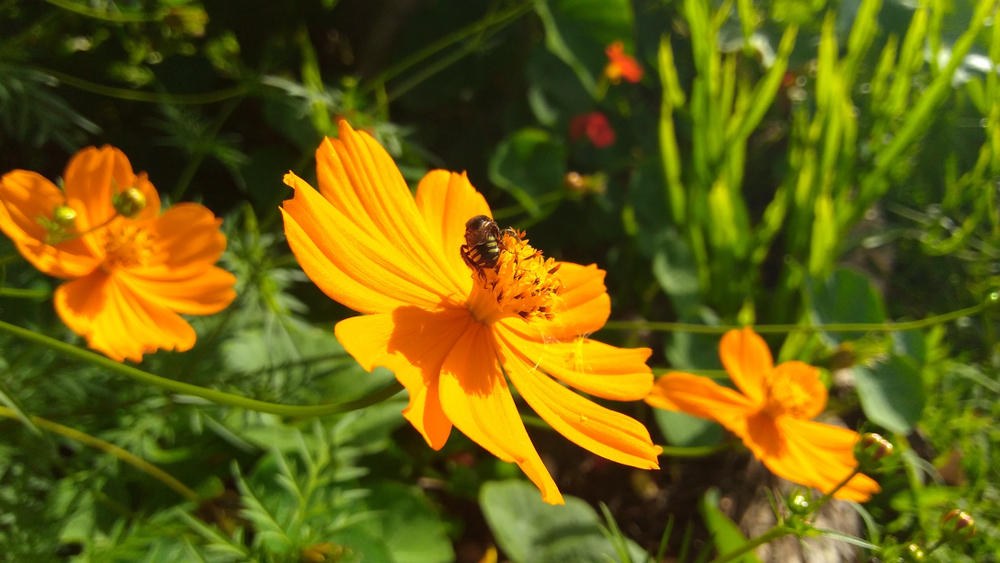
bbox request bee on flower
[0,146,237,363]
[281,121,662,504]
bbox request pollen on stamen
[101,222,155,272]
[465,229,563,326]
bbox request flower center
[465,229,563,326]
[101,222,155,271]
[761,369,814,419]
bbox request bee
[461,215,514,279]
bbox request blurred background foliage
[1,0,1000,561]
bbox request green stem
[39,67,247,104]
[603,300,990,334]
[360,1,532,95]
[708,524,790,563]
[0,405,200,501]
[809,468,860,515]
[659,440,737,458]
[0,320,404,417]
[172,96,243,200]
[43,0,164,22]
[0,253,23,266]
[0,287,50,299]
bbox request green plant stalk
[0,287,50,298]
[602,299,990,333]
[172,96,243,200]
[0,320,404,417]
[362,1,532,95]
[808,468,859,515]
[659,441,737,458]
[43,0,164,22]
[708,524,789,563]
[39,67,247,104]
[0,405,200,501]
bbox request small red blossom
[604,41,644,84]
[570,113,616,148]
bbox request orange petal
[495,324,653,401]
[120,267,236,316]
[772,360,828,419]
[0,170,100,278]
[775,418,881,501]
[496,328,661,469]
[133,203,227,275]
[313,122,464,296]
[498,262,610,342]
[439,322,563,504]
[645,372,756,439]
[334,307,472,449]
[719,328,771,406]
[282,172,459,313]
[55,271,195,363]
[63,146,160,240]
[414,170,492,296]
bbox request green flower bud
[113,187,147,218]
[902,542,925,562]
[856,432,893,467]
[787,492,811,515]
[52,205,77,227]
[941,509,975,543]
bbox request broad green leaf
[853,353,925,434]
[807,267,886,345]
[699,488,763,563]
[365,482,455,563]
[488,128,567,217]
[655,409,723,448]
[480,480,643,563]
[652,230,701,317]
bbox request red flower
[604,41,644,84]
[570,113,616,148]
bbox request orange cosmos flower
[281,121,662,504]
[645,328,880,502]
[604,40,644,84]
[0,146,237,362]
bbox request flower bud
[941,509,976,543]
[902,542,925,562]
[52,205,77,227]
[564,171,586,192]
[300,542,344,563]
[787,492,811,515]
[113,187,147,218]
[856,432,893,466]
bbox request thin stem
[38,67,247,104]
[43,0,164,22]
[0,320,404,417]
[0,253,23,266]
[172,96,244,200]
[659,440,737,458]
[708,524,790,563]
[603,301,990,334]
[360,1,532,95]
[0,287,50,299]
[809,468,860,514]
[0,405,200,501]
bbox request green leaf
[655,409,723,448]
[699,488,763,563]
[807,267,886,345]
[365,482,455,563]
[852,353,925,434]
[480,480,642,563]
[488,128,567,217]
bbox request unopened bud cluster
[113,187,147,218]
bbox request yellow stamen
[762,369,814,419]
[101,222,155,271]
[465,230,562,326]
